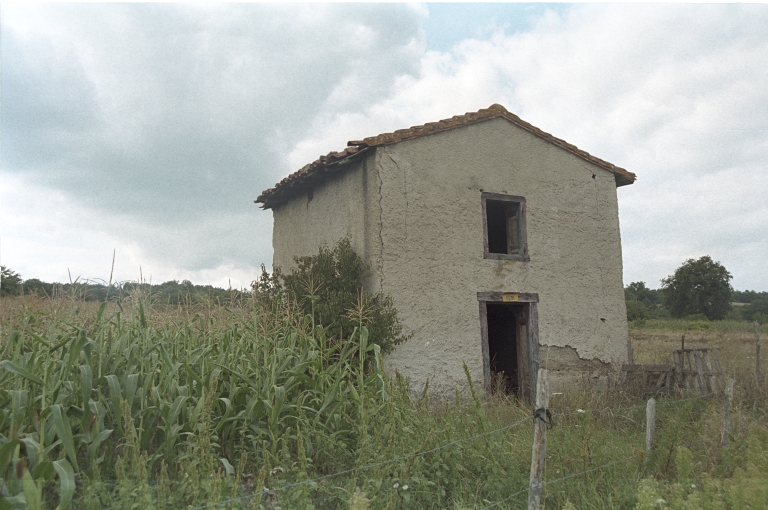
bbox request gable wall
[372,118,629,395]
[271,156,382,292]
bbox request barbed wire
[74,391,717,508]
[192,415,532,509]
[554,391,716,419]
[478,455,637,509]
[544,455,636,487]
[478,484,529,509]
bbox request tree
[625,281,663,307]
[0,266,22,297]
[22,278,53,297]
[661,256,732,320]
[743,298,768,323]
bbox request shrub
[253,238,408,355]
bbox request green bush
[254,238,408,355]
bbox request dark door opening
[486,303,521,395]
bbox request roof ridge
[256,104,636,208]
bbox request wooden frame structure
[477,291,539,402]
[621,346,723,396]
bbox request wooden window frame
[482,192,529,261]
[477,292,540,403]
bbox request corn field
[1,296,767,509]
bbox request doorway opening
[486,303,522,395]
[478,292,539,403]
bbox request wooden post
[528,369,550,510]
[627,335,634,365]
[755,322,762,383]
[646,398,656,456]
[694,350,707,396]
[721,378,735,447]
[704,350,718,394]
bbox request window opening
[482,193,528,260]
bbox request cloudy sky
[2,3,767,291]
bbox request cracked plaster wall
[271,117,629,396]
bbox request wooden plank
[478,300,491,394]
[713,351,724,375]
[528,302,540,405]
[482,191,526,203]
[622,364,675,372]
[683,351,701,392]
[673,351,682,388]
[481,192,490,254]
[704,350,718,394]
[506,205,520,255]
[694,350,707,395]
[516,308,529,402]
[520,201,530,260]
[477,292,539,303]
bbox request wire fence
[189,389,716,509]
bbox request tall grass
[1,294,767,508]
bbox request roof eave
[255,146,372,209]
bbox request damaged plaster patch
[542,344,614,393]
[541,344,611,374]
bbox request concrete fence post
[645,398,656,456]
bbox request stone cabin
[256,104,636,400]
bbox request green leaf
[50,405,78,472]
[79,365,93,397]
[33,460,54,481]
[0,495,23,510]
[52,458,76,509]
[105,375,122,429]
[94,302,107,324]
[166,395,189,427]
[0,360,44,386]
[219,457,235,477]
[317,379,341,415]
[0,439,20,475]
[22,468,40,510]
[87,429,113,461]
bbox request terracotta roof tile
[256,104,636,208]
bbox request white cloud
[2,3,767,291]
[1,3,425,283]
[288,4,768,290]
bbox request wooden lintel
[476,292,539,303]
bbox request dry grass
[630,328,764,380]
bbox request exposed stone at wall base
[540,344,616,395]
